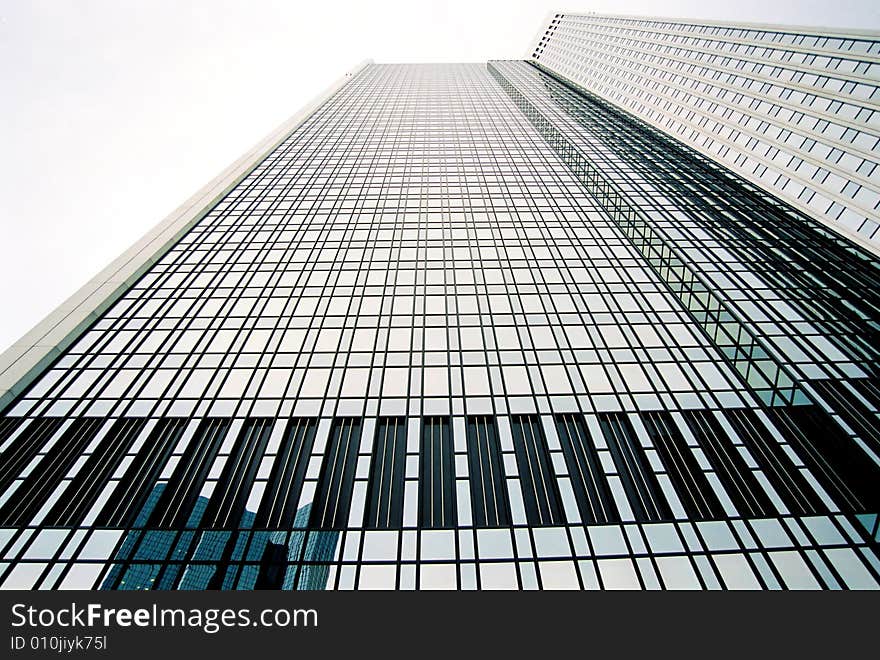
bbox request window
[364,418,407,529]
[598,412,673,522]
[466,416,511,527]
[146,418,231,528]
[308,418,362,529]
[44,417,149,526]
[201,418,274,529]
[419,417,456,528]
[255,417,318,528]
[555,413,619,523]
[0,417,105,527]
[510,415,565,525]
[682,409,774,518]
[640,411,723,519]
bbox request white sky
[1,0,879,353]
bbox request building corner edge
[0,58,373,414]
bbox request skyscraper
[1,15,879,591]
[531,12,880,249]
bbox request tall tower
[1,18,879,590]
[531,13,880,250]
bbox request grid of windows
[533,13,880,244]
[0,62,878,589]
[488,58,880,526]
[0,413,878,590]
[489,59,879,398]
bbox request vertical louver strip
[44,417,148,526]
[510,415,564,526]
[641,411,725,520]
[554,413,618,523]
[147,418,230,528]
[723,408,826,515]
[96,418,187,527]
[308,417,362,529]
[419,416,456,529]
[364,417,407,529]
[0,417,66,495]
[201,418,273,529]
[681,409,775,517]
[768,405,880,513]
[254,417,318,528]
[0,417,105,526]
[466,415,511,527]
[598,412,673,522]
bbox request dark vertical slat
[466,415,511,527]
[554,413,619,523]
[201,418,273,529]
[147,418,230,528]
[308,418,362,529]
[681,409,776,518]
[723,408,826,515]
[364,417,407,529]
[419,416,456,528]
[641,411,725,520]
[44,417,149,526]
[598,412,672,522]
[0,417,105,526]
[254,417,318,528]
[510,415,564,525]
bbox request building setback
[0,17,879,590]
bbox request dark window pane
[510,415,564,525]
[554,413,619,524]
[598,412,673,522]
[364,417,407,529]
[641,411,725,519]
[419,416,456,528]
[768,405,880,513]
[201,418,273,529]
[255,417,318,529]
[466,415,511,527]
[308,418,362,530]
[812,379,880,457]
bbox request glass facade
[1,52,879,589]
[532,13,880,247]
